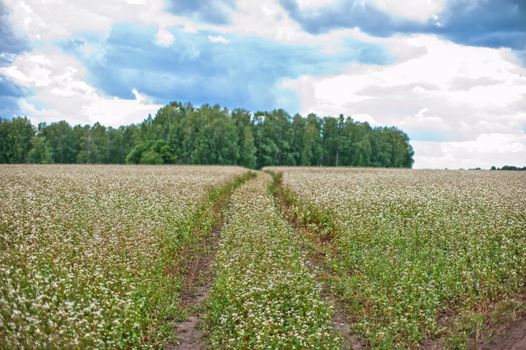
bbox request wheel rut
[301,229,366,350]
[167,227,220,350]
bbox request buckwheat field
[0,165,246,349]
[270,167,526,348]
[2,165,525,349]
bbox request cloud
[0,75,26,97]
[0,74,26,116]
[296,0,338,11]
[284,35,526,168]
[1,0,197,44]
[79,88,162,127]
[0,2,28,60]
[3,0,113,40]
[208,34,230,44]
[279,0,408,36]
[155,28,175,47]
[413,133,526,169]
[2,19,387,122]
[399,108,451,141]
[436,0,526,49]
[0,3,29,116]
[0,49,161,126]
[279,0,526,50]
[370,0,445,22]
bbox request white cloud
[352,113,379,126]
[155,28,175,47]
[399,108,451,137]
[3,0,189,41]
[284,34,526,168]
[81,89,162,127]
[370,0,445,22]
[226,0,360,50]
[207,35,230,44]
[413,133,526,169]
[227,0,308,43]
[5,0,113,40]
[3,0,380,59]
[296,0,338,10]
[0,49,161,127]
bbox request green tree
[291,114,305,165]
[322,116,344,166]
[0,117,35,163]
[255,109,294,167]
[27,136,53,164]
[126,140,174,165]
[41,121,77,163]
[0,118,11,163]
[140,148,163,164]
[232,109,257,168]
[304,114,323,166]
[77,123,109,163]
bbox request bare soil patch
[166,228,220,350]
[478,318,526,350]
[473,291,526,350]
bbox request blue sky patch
[407,131,450,142]
[166,0,236,25]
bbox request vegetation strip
[0,165,247,349]
[267,167,526,349]
[168,171,256,349]
[206,173,341,349]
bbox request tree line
[0,101,414,168]
[490,165,526,171]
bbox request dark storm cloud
[166,0,236,25]
[436,0,526,49]
[279,0,526,50]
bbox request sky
[0,0,525,169]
